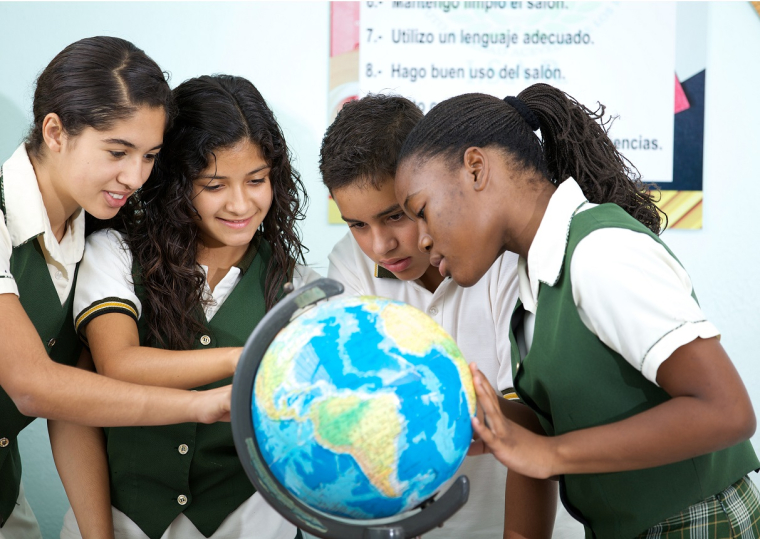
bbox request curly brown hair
[112,75,307,350]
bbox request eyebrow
[196,164,271,180]
[102,138,162,151]
[341,203,402,224]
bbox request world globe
[252,295,476,520]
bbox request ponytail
[398,83,667,234]
[519,83,665,233]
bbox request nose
[119,157,149,191]
[417,222,433,253]
[372,229,397,256]
[224,184,252,215]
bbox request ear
[41,113,65,154]
[462,147,489,193]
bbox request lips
[429,254,448,277]
[380,257,412,273]
[217,216,253,229]
[104,190,129,208]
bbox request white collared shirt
[74,229,318,324]
[518,178,719,385]
[328,231,518,392]
[0,144,85,305]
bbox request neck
[418,264,445,293]
[507,180,556,260]
[196,240,248,291]
[30,153,78,242]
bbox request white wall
[1,2,758,537]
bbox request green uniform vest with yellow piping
[0,172,82,527]
[104,238,291,539]
[509,203,759,539]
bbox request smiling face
[57,105,166,219]
[332,178,442,287]
[395,150,516,288]
[191,139,273,260]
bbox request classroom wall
[0,2,758,537]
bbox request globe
[252,295,476,520]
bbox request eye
[248,177,267,185]
[348,222,366,230]
[202,184,223,192]
[144,152,158,162]
[416,205,426,221]
[109,151,126,158]
[387,213,404,223]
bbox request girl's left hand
[468,363,556,479]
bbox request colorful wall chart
[327,2,707,229]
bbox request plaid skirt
[636,476,760,538]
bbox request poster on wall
[328,1,707,229]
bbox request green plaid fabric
[636,476,760,538]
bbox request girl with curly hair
[394,84,760,538]
[65,75,314,539]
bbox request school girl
[0,37,232,539]
[63,74,315,539]
[393,84,760,537]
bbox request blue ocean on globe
[252,295,476,519]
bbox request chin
[86,205,121,221]
[450,269,480,288]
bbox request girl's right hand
[193,385,232,423]
[469,363,557,479]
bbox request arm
[0,293,231,425]
[470,341,757,479]
[468,379,557,539]
[48,348,114,539]
[85,313,240,389]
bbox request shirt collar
[517,178,590,313]
[1,144,85,264]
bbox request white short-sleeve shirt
[74,229,319,332]
[1,144,85,305]
[517,178,719,385]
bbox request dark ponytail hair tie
[504,96,540,131]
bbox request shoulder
[292,264,323,288]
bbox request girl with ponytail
[395,83,759,538]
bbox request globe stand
[231,278,470,539]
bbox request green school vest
[0,172,82,527]
[105,239,285,539]
[510,204,759,539]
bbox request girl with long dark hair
[65,75,313,539]
[0,37,231,539]
[394,84,760,538]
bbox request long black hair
[26,36,174,160]
[398,83,665,234]
[117,75,308,350]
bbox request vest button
[55,270,63,280]
[47,338,56,348]
[178,444,189,455]
[200,335,211,346]
[428,306,438,316]
[177,494,188,505]
[0,438,9,448]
